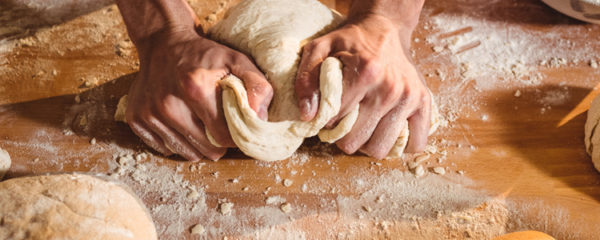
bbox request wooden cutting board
[0,0,599,239]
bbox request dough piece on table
[0,147,10,180]
[209,0,440,161]
[0,173,157,240]
[114,95,128,123]
[584,95,600,172]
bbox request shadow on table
[483,84,600,203]
[0,0,113,41]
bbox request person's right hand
[125,29,273,161]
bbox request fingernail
[258,105,269,120]
[299,98,312,121]
[300,92,319,121]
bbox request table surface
[1,0,599,239]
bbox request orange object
[493,231,555,240]
[557,82,600,127]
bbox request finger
[405,94,431,153]
[296,39,332,121]
[158,98,228,160]
[144,116,208,162]
[335,94,392,154]
[129,121,174,156]
[178,67,236,148]
[325,52,374,128]
[359,104,409,159]
[229,59,273,120]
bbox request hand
[295,15,431,159]
[126,29,273,161]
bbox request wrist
[348,0,424,32]
[135,27,199,63]
[116,0,199,52]
[351,14,414,50]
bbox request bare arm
[115,0,201,58]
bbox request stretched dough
[209,0,439,161]
[0,173,157,240]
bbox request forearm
[348,0,424,31]
[115,0,199,47]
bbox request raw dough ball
[209,0,439,161]
[0,173,157,240]
[585,95,600,172]
[0,147,10,180]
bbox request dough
[584,95,600,172]
[209,0,440,161]
[0,173,157,240]
[0,147,10,180]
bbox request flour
[426,14,598,91]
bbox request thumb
[295,40,331,121]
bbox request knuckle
[253,80,273,97]
[157,96,180,120]
[304,38,326,55]
[381,81,403,104]
[357,59,381,86]
[305,40,319,51]
[336,139,359,155]
[179,75,209,102]
[232,52,251,65]
[127,106,152,125]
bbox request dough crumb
[591,59,598,69]
[190,224,205,235]
[414,154,430,164]
[432,46,444,52]
[114,95,128,123]
[432,167,446,175]
[414,165,425,177]
[265,196,286,205]
[0,148,11,180]
[83,77,98,88]
[206,14,218,22]
[187,187,200,201]
[219,202,234,215]
[283,179,293,187]
[280,203,292,213]
[514,90,522,97]
[90,138,97,145]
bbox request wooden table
[1,0,599,239]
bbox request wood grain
[0,0,599,239]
